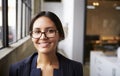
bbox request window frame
[0,0,32,49]
[2,0,9,47]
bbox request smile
[38,42,51,48]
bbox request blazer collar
[17,52,70,76]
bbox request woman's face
[32,16,60,54]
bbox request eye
[47,29,56,33]
[33,31,41,34]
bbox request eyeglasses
[30,29,58,39]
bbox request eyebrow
[33,27,56,30]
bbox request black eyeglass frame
[30,30,58,39]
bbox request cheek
[52,39,59,45]
[50,37,58,44]
[50,39,59,50]
[53,35,60,43]
[53,36,60,47]
[32,38,38,45]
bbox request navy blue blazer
[9,52,83,76]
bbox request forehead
[33,16,56,29]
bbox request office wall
[32,0,41,15]
[63,0,85,63]
[42,2,63,23]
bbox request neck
[37,52,58,68]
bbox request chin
[37,48,54,54]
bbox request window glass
[22,3,26,38]
[26,0,32,34]
[25,7,29,36]
[8,0,16,43]
[17,0,22,40]
[25,0,31,36]
[0,0,3,47]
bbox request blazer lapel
[17,53,37,76]
[22,63,31,76]
[18,63,31,76]
[57,53,71,76]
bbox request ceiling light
[93,2,99,6]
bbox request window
[8,0,16,43]
[25,0,32,36]
[22,0,32,38]
[0,0,32,49]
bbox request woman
[9,11,83,76]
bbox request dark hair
[29,11,65,40]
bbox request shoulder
[69,60,83,76]
[11,52,37,67]
[57,53,83,66]
[10,57,30,69]
[9,53,37,75]
[57,53,83,75]
[66,57,83,71]
[69,59,83,72]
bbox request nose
[39,32,48,39]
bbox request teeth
[38,42,50,47]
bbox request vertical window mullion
[2,0,9,47]
[17,0,22,40]
[21,1,23,38]
[16,0,18,41]
[22,3,25,38]
[24,5,27,36]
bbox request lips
[38,42,51,48]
